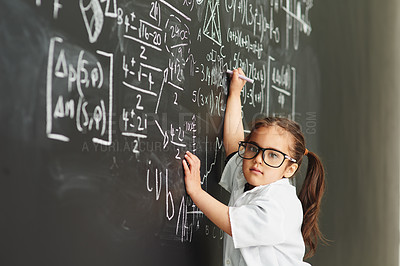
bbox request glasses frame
[238,141,297,168]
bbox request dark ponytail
[298,151,326,258]
[247,117,326,258]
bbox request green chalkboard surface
[0,0,320,265]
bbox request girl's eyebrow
[248,140,289,154]
[247,140,259,146]
[248,141,278,151]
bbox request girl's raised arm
[223,68,247,156]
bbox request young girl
[182,69,325,266]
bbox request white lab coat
[219,153,311,266]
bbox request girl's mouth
[250,168,263,174]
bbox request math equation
[40,0,314,243]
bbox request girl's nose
[254,151,263,164]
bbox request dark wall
[310,0,400,265]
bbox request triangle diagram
[203,0,222,46]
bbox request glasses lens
[263,149,285,167]
[238,143,259,159]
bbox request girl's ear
[284,163,298,178]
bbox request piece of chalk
[226,69,254,83]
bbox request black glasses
[238,141,297,168]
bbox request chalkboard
[0,0,320,265]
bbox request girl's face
[242,126,298,187]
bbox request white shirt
[219,153,311,266]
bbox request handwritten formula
[39,0,315,243]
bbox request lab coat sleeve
[229,192,286,248]
[219,153,240,193]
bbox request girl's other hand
[182,151,202,197]
[229,68,247,97]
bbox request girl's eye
[267,151,279,159]
[249,145,258,153]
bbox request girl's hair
[245,117,326,258]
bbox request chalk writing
[267,56,296,119]
[53,0,62,19]
[281,0,313,50]
[38,0,315,244]
[46,37,113,145]
[146,166,175,220]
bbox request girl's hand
[229,68,247,97]
[182,151,202,197]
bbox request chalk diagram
[80,0,104,43]
[203,0,222,46]
[80,0,118,43]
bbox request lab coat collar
[245,178,290,193]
